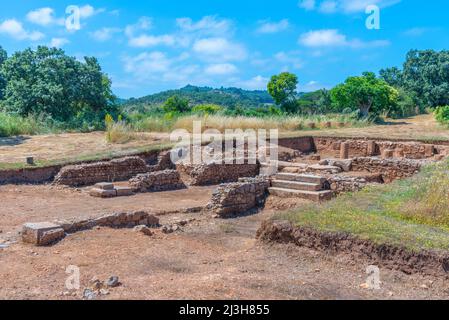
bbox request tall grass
[0,113,50,137]
[132,114,366,133]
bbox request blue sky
[1,0,449,98]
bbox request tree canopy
[267,72,299,113]
[162,95,191,114]
[0,46,117,124]
[0,46,7,100]
[330,72,398,118]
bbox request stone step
[271,180,322,191]
[269,187,333,202]
[274,173,326,185]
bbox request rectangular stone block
[89,188,117,198]
[94,182,115,190]
[115,186,133,197]
[22,222,65,246]
[340,142,349,159]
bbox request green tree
[267,72,299,113]
[0,46,116,123]
[162,95,191,114]
[401,50,449,108]
[330,72,399,118]
[379,67,403,88]
[192,104,223,116]
[0,46,7,100]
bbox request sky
[1,0,449,99]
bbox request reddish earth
[0,191,448,300]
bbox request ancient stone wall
[351,157,427,183]
[207,176,270,217]
[278,137,315,153]
[176,162,259,186]
[313,137,449,160]
[327,174,383,194]
[53,157,150,186]
[129,170,185,192]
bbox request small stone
[162,226,173,234]
[83,288,97,300]
[134,225,153,236]
[420,284,429,290]
[388,291,394,297]
[90,277,103,290]
[99,289,110,296]
[106,276,120,288]
[360,283,370,289]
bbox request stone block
[95,182,115,190]
[22,222,65,246]
[340,142,349,159]
[89,188,117,198]
[115,186,133,197]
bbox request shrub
[434,105,449,126]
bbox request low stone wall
[0,165,62,185]
[177,162,259,186]
[207,176,270,218]
[129,170,185,192]
[53,157,150,187]
[351,157,426,183]
[278,137,315,153]
[327,173,383,194]
[23,211,159,246]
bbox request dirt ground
[0,188,448,300]
[0,131,170,164]
[0,184,213,236]
[1,115,448,166]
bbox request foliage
[0,46,118,125]
[0,46,6,100]
[192,104,223,116]
[267,72,299,113]
[123,85,274,113]
[434,105,449,126]
[296,89,332,114]
[330,72,399,118]
[162,95,191,114]
[379,67,403,88]
[0,112,49,137]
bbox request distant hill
[122,85,274,113]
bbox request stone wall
[23,211,159,246]
[327,174,383,194]
[54,157,150,187]
[351,157,427,183]
[313,137,449,160]
[278,137,315,153]
[207,176,270,218]
[129,170,185,192]
[176,162,259,186]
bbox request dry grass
[172,114,363,132]
[105,121,143,144]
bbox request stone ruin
[207,176,270,218]
[129,170,186,193]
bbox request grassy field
[1,114,448,170]
[276,158,449,252]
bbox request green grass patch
[277,159,449,252]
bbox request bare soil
[0,192,448,300]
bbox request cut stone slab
[115,186,134,197]
[271,180,322,191]
[269,188,333,202]
[22,222,65,246]
[274,173,326,186]
[89,188,117,198]
[94,182,115,190]
[308,164,342,174]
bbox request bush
[0,112,50,137]
[435,106,449,126]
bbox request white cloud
[49,37,69,48]
[79,5,105,18]
[125,17,152,37]
[90,28,121,42]
[26,7,64,26]
[299,29,389,48]
[256,19,289,34]
[299,0,316,10]
[0,19,44,41]
[403,27,433,37]
[299,0,401,14]
[299,29,347,47]
[129,34,176,47]
[193,37,247,61]
[124,51,172,75]
[176,16,233,36]
[205,63,238,75]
